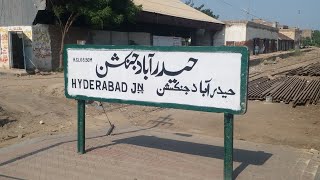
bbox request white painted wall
[246,26,278,41]
[225,24,247,42]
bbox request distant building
[252,19,302,50]
[252,19,279,28]
[278,33,294,51]
[279,27,301,49]
[132,0,225,47]
[223,20,278,54]
[278,25,290,29]
[0,0,224,71]
[301,29,313,39]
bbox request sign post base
[224,113,234,180]
[77,100,86,154]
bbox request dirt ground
[0,48,320,150]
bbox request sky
[186,0,320,30]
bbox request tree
[49,0,142,69]
[301,37,312,47]
[185,0,219,19]
[312,30,320,47]
[302,30,320,47]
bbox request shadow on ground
[86,134,272,179]
[112,135,272,165]
[110,135,272,178]
[0,132,272,179]
[112,115,174,136]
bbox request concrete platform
[0,127,319,180]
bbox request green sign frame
[64,45,249,115]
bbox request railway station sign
[64,45,249,114]
[64,45,249,180]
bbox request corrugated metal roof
[133,0,224,25]
[278,33,293,41]
[0,0,40,26]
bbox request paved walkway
[0,127,319,180]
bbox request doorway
[9,32,25,69]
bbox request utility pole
[247,0,251,20]
[298,10,301,48]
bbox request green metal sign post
[64,45,248,180]
[77,100,86,154]
[224,113,234,180]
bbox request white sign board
[64,45,248,114]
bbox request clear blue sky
[185,0,319,30]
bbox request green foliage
[52,6,64,18]
[185,0,219,19]
[49,0,141,68]
[302,30,320,47]
[312,30,320,47]
[301,37,312,46]
[50,0,142,29]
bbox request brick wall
[226,40,253,53]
